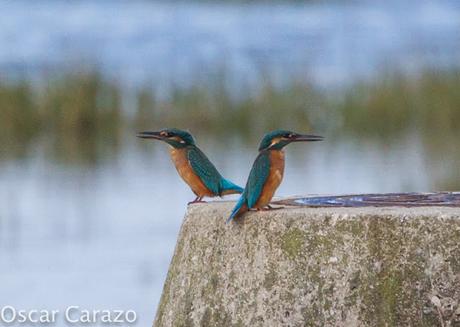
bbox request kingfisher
[137,128,244,204]
[227,130,323,222]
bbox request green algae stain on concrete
[281,228,306,259]
[379,272,402,325]
[263,267,278,290]
[335,219,365,236]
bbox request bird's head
[137,128,195,148]
[258,130,324,151]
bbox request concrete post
[154,196,460,326]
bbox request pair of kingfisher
[137,128,323,223]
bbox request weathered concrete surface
[154,202,460,327]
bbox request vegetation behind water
[1,70,460,170]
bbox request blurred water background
[1,0,460,326]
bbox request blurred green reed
[0,73,122,164]
[1,70,460,166]
[135,80,321,138]
[335,71,460,137]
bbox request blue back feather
[227,151,271,223]
[187,145,243,195]
[187,146,222,195]
[246,151,271,208]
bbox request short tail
[226,195,248,223]
[220,178,244,195]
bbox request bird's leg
[257,207,271,211]
[188,196,206,205]
[258,204,284,211]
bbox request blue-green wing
[187,146,222,195]
[246,151,270,208]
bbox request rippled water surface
[1,0,460,88]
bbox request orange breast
[255,150,285,208]
[170,148,214,197]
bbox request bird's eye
[285,133,293,138]
[160,131,169,137]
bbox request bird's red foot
[188,200,207,205]
[188,197,206,205]
[257,204,284,211]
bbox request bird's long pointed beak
[292,134,324,142]
[136,131,164,140]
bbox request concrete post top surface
[186,193,460,222]
[276,192,460,208]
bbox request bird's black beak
[291,134,324,142]
[137,131,164,140]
